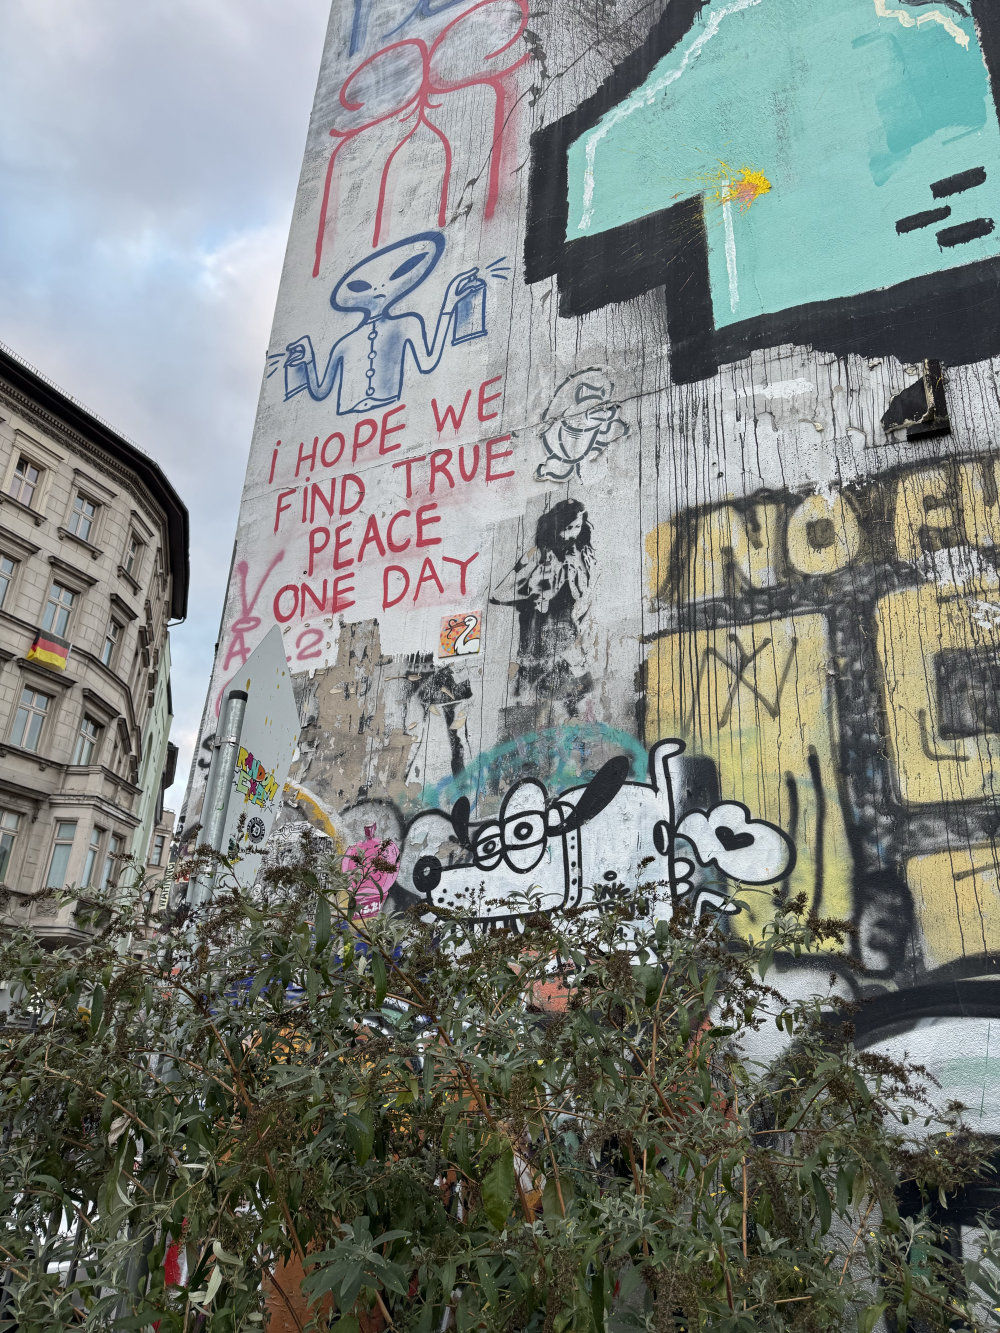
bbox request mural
[314,0,531,267]
[402,738,793,925]
[182,19,1000,1296]
[283,233,500,414]
[525,0,1000,382]
[646,450,1000,976]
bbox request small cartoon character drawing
[535,368,629,482]
[282,231,488,415]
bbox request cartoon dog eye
[473,824,504,871]
[501,811,547,871]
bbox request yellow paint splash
[719,165,772,211]
[873,0,970,50]
[700,161,772,212]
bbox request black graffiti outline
[408,738,795,922]
[524,0,1000,384]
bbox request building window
[11,686,51,751]
[81,827,103,890]
[0,810,19,882]
[45,820,77,890]
[123,532,144,580]
[100,833,124,890]
[0,553,16,610]
[149,833,166,867]
[41,581,75,637]
[68,493,99,543]
[101,618,122,668]
[8,456,42,508]
[72,715,102,766]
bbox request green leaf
[542,1173,574,1218]
[346,1108,374,1166]
[482,1143,515,1231]
[810,1172,832,1234]
[315,894,331,952]
[89,984,105,1033]
[590,1265,605,1331]
[372,951,388,1007]
[858,1302,887,1333]
[100,1089,114,1134]
[332,1318,360,1333]
[204,1264,223,1305]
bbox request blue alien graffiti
[350,0,469,57]
[281,232,507,416]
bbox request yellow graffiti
[283,780,345,852]
[907,846,1000,970]
[873,0,970,50]
[875,580,1000,807]
[646,614,852,941]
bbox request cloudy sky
[0,0,331,803]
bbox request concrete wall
[192,0,1000,1137]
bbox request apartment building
[0,343,188,945]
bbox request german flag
[27,630,70,671]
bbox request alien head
[331,232,446,319]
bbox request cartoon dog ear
[450,796,472,848]
[559,756,630,834]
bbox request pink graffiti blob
[342,824,400,920]
[313,0,530,273]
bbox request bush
[1,850,998,1331]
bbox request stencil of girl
[283,231,487,415]
[491,498,596,707]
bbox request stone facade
[0,343,187,946]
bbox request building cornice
[0,351,188,618]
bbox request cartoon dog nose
[413,855,443,896]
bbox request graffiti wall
[186,0,1000,1143]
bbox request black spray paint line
[807,746,825,916]
[777,771,799,905]
[937,217,996,247]
[896,206,952,233]
[931,165,988,197]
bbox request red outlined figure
[313,0,530,275]
[214,550,285,715]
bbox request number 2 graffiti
[315,0,530,271]
[283,232,509,416]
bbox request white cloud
[0,0,331,806]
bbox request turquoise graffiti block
[565,0,1000,328]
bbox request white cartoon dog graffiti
[400,739,794,925]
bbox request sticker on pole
[222,626,300,885]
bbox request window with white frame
[45,820,77,890]
[11,686,51,751]
[41,581,75,637]
[100,832,124,890]
[67,492,99,543]
[72,715,102,766]
[0,810,19,882]
[123,532,144,580]
[0,553,16,610]
[7,456,42,508]
[101,618,122,668]
[81,827,103,890]
[149,833,166,867]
